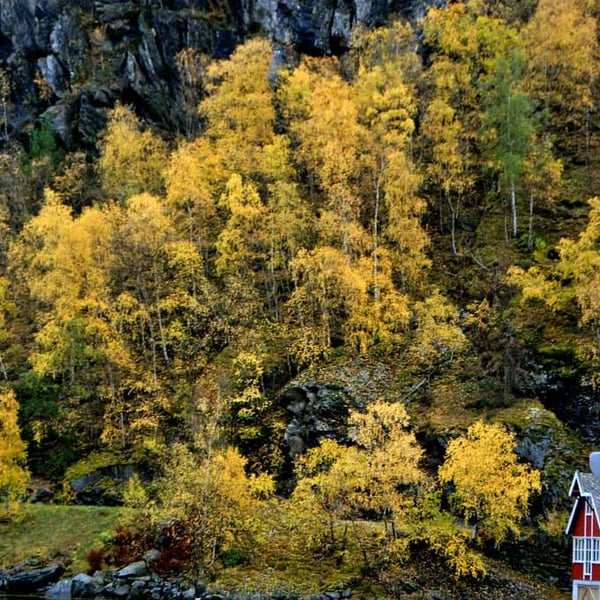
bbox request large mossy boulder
[64,450,151,505]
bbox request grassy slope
[0,503,571,599]
[0,504,121,574]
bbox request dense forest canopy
[1,0,600,588]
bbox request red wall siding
[572,563,600,581]
[571,499,600,582]
[572,499,600,536]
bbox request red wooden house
[567,453,600,600]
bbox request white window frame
[587,501,594,517]
[574,537,600,567]
[575,537,587,563]
[593,539,600,564]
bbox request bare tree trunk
[373,174,381,302]
[528,192,534,251]
[270,238,280,321]
[511,180,518,238]
[154,280,170,364]
[447,193,458,256]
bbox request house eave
[566,493,594,535]
[570,471,583,497]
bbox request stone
[44,102,75,149]
[400,580,420,593]
[116,561,149,579]
[69,471,101,494]
[143,548,161,564]
[103,581,131,598]
[182,585,196,600]
[92,571,107,585]
[30,485,54,503]
[150,588,163,600]
[72,572,104,598]
[128,578,149,600]
[6,564,65,594]
[195,581,207,596]
[45,578,72,600]
[282,382,355,459]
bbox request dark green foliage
[221,548,246,567]
[15,372,77,478]
[29,117,64,170]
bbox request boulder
[143,548,161,564]
[45,578,73,599]
[280,356,394,459]
[115,560,149,578]
[128,578,149,600]
[6,564,65,594]
[182,586,196,600]
[67,462,140,505]
[103,581,131,598]
[282,382,355,459]
[72,572,105,598]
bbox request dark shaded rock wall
[0,0,444,148]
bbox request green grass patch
[0,504,122,573]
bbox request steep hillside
[0,0,599,596]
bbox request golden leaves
[0,389,29,517]
[438,421,541,545]
[523,0,598,121]
[99,104,168,201]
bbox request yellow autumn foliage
[0,389,28,518]
[439,421,541,545]
[99,104,167,201]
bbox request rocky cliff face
[0,0,443,149]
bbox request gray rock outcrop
[282,382,358,459]
[0,0,444,148]
[4,563,65,594]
